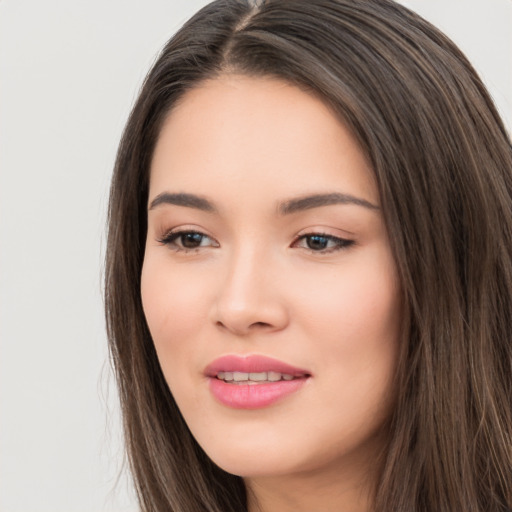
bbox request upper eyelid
[295,224,357,237]
[293,231,353,242]
[295,231,344,239]
[293,233,353,243]
[159,228,217,243]
[158,225,215,239]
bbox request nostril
[251,321,271,328]
[215,319,273,335]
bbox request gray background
[1,1,510,511]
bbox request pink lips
[205,355,310,409]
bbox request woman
[105,0,512,510]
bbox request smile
[205,355,311,409]
[216,371,297,383]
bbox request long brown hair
[105,1,512,510]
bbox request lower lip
[209,377,307,409]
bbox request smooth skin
[141,75,401,512]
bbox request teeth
[249,372,267,381]
[217,371,297,383]
[217,371,233,381]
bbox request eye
[293,233,354,253]
[158,230,218,251]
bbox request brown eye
[180,232,206,248]
[159,230,218,251]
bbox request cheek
[295,250,401,375]
[140,255,211,347]
[302,258,399,327]
[140,255,214,408]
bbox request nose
[211,247,289,336]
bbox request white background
[0,1,510,511]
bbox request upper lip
[205,355,311,377]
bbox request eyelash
[157,230,218,252]
[292,233,355,253]
[157,230,355,254]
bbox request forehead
[149,74,377,206]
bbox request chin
[210,452,298,479]
[197,433,304,478]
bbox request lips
[205,354,310,376]
[205,355,311,409]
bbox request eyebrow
[149,192,217,212]
[148,191,379,215]
[278,192,379,215]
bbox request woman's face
[141,75,401,483]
